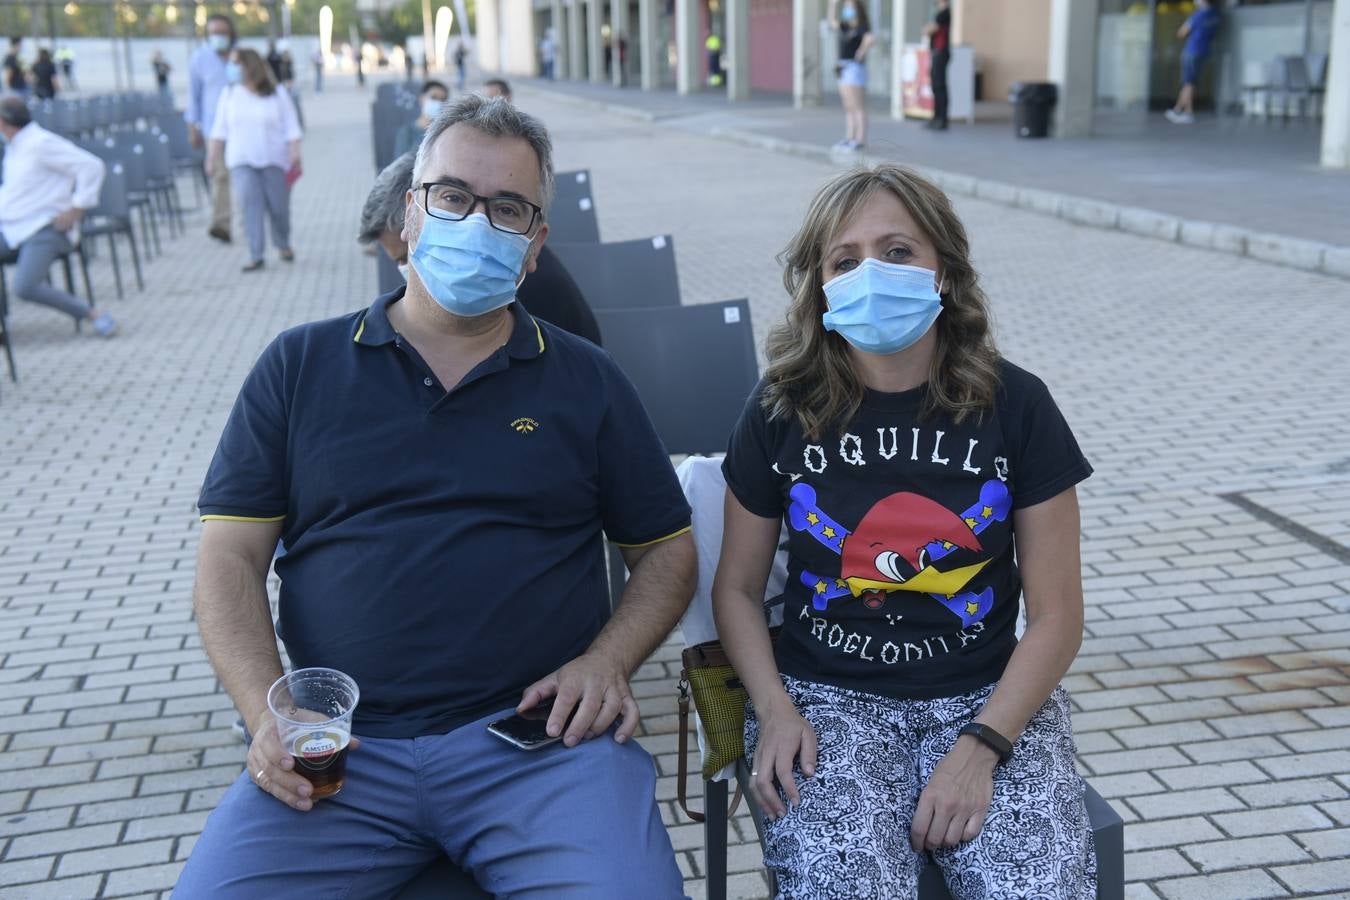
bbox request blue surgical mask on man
[821,258,944,355]
[208,33,231,53]
[422,98,443,119]
[409,210,532,317]
[224,61,243,84]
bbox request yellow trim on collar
[533,318,545,353]
[201,514,286,524]
[613,526,692,549]
[354,318,366,343]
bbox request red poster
[900,46,934,119]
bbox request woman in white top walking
[207,48,302,271]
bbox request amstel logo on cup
[293,731,346,769]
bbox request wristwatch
[959,722,1014,765]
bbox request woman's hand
[288,143,302,170]
[910,735,997,851]
[205,154,219,178]
[748,695,817,820]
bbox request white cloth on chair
[676,455,787,781]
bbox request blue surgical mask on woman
[421,98,443,119]
[841,5,858,23]
[224,61,243,84]
[821,258,943,355]
[409,210,532,317]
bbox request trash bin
[1009,82,1057,138]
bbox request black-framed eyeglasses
[419,182,543,236]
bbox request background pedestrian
[207,48,302,272]
[3,37,28,98]
[923,0,951,130]
[830,0,874,150]
[32,47,58,99]
[1166,0,1222,124]
[187,13,238,244]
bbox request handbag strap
[676,677,744,823]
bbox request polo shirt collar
[353,288,546,360]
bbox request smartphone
[487,700,575,751]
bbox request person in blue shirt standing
[1166,0,1221,125]
[186,13,237,242]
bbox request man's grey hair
[412,94,555,213]
[358,151,416,244]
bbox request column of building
[1322,0,1348,168]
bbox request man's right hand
[188,124,203,149]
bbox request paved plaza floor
[1,76,1348,899]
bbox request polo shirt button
[423,377,434,387]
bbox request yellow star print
[806,512,820,526]
[814,580,828,594]
[822,526,836,539]
[982,506,993,518]
[966,601,979,615]
[964,517,978,528]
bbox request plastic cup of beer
[266,668,359,800]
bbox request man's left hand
[517,651,639,748]
[52,208,84,232]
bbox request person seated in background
[0,96,117,337]
[483,78,512,102]
[393,79,448,157]
[358,149,602,345]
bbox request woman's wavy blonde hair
[763,164,1000,440]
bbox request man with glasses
[358,150,601,344]
[176,94,695,898]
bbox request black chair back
[91,163,132,222]
[549,169,601,243]
[594,299,758,456]
[549,236,680,312]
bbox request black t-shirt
[4,54,27,90]
[152,60,170,86]
[32,59,56,96]
[722,360,1091,700]
[931,9,951,53]
[518,244,603,346]
[839,26,868,62]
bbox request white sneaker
[1164,109,1194,124]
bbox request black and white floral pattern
[744,677,1097,899]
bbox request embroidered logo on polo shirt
[511,417,540,434]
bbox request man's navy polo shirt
[198,290,691,739]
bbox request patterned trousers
[745,676,1097,899]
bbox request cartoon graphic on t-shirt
[788,479,1011,627]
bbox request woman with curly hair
[713,164,1097,898]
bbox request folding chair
[0,236,95,347]
[80,163,145,299]
[0,277,15,383]
[594,298,758,602]
[548,169,601,244]
[548,235,681,312]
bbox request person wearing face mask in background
[714,164,1097,898]
[176,94,694,898]
[187,13,238,243]
[207,48,302,272]
[829,0,874,151]
[394,80,449,158]
[358,150,601,345]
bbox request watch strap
[959,722,1014,764]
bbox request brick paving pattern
[1,77,1347,899]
